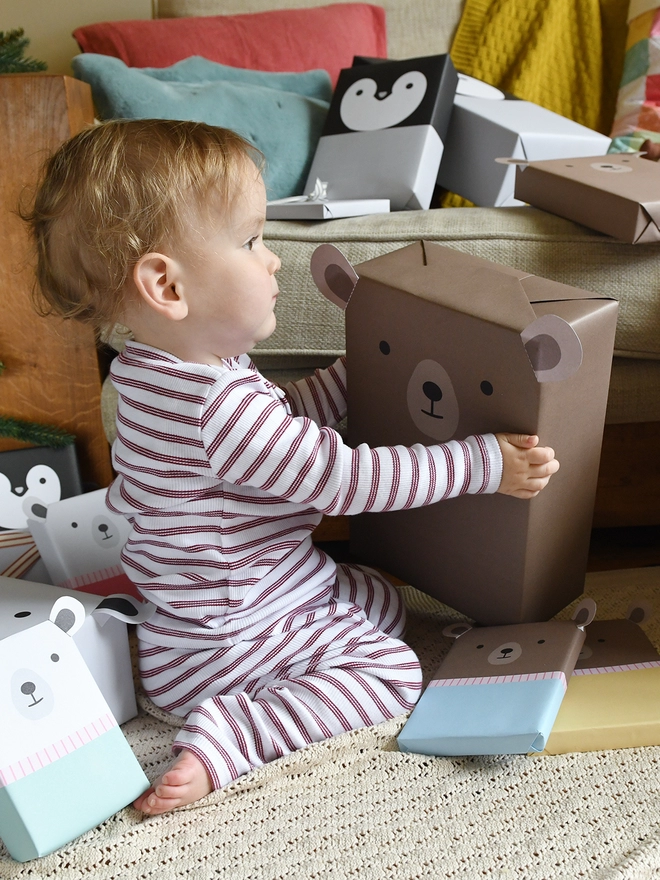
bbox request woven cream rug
[3,567,660,880]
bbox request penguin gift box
[304,54,458,210]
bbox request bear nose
[99,523,109,533]
[500,647,513,657]
[21,681,36,696]
[422,381,443,403]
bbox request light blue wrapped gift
[0,594,148,862]
[398,600,596,757]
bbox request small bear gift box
[513,153,660,243]
[26,487,141,600]
[437,90,611,207]
[397,599,595,756]
[0,575,154,725]
[0,594,148,862]
[304,54,458,210]
[542,601,660,754]
[311,242,618,625]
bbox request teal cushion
[72,54,332,200]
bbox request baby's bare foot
[134,749,212,815]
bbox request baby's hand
[496,433,559,499]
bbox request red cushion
[73,4,387,86]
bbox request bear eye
[480,381,494,396]
[71,522,78,529]
[14,610,31,618]
[379,341,391,355]
[598,638,606,643]
[537,639,546,644]
[50,653,60,662]
[476,644,484,649]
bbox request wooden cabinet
[0,75,113,489]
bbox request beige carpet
[3,567,660,879]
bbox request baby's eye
[244,236,258,251]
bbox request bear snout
[12,668,54,719]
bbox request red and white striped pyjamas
[107,341,502,788]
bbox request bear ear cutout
[626,599,653,625]
[310,244,359,310]
[520,314,583,383]
[49,595,86,638]
[95,594,155,624]
[442,622,472,639]
[572,597,597,629]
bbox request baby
[24,119,559,815]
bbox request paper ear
[310,244,359,310]
[49,594,86,637]
[94,594,155,625]
[442,622,472,639]
[626,599,653,625]
[521,314,583,383]
[572,597,597,629]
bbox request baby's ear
[310,244,359,310]
[133,253,188,321]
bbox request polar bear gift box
[0,595,148,862]
[311,242,618,625]
[304,54,458,210]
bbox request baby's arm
[496,433,559,499]
[281,357,347,428]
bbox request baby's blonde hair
[22,119,262,333]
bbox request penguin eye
[356,89,363,96]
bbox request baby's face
[173,168,281,363]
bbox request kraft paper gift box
[543,602,660,754]
[26,487,141,600]
[0,575,154,725]
[514,153,660,243]
[0,445,83,532]
[304,54,458,210]
[0,594,148,862]
[397,601,594,756]
[437,93,611,207]
[310,241,618,625]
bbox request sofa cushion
[72,54,331,200]
[73,4,386,86]
[155,0,464,62]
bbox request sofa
[100,0,653,532]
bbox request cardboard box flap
[519,274,616,305]
[357,241,538,330]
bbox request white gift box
[437,93,612,207]
[27,488,140,600]
[0,595,148,862]
[0,575,154,725]
[266,197,390,220]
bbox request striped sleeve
[282,357,347,428]
[201,369,502,517]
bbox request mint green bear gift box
[0,594,148,862]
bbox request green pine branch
[0,415,74,448]
[0,28,47,74]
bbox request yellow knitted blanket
[443,0,628,207]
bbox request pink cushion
[73,4,387,86]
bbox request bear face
[27,488,132,586]
[576,604,660,669]
[0,596,114,772]
[437,618,591,680]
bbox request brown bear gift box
[397,600,596,756]
[311,242,618,625]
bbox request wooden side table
[0,75,113,489]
